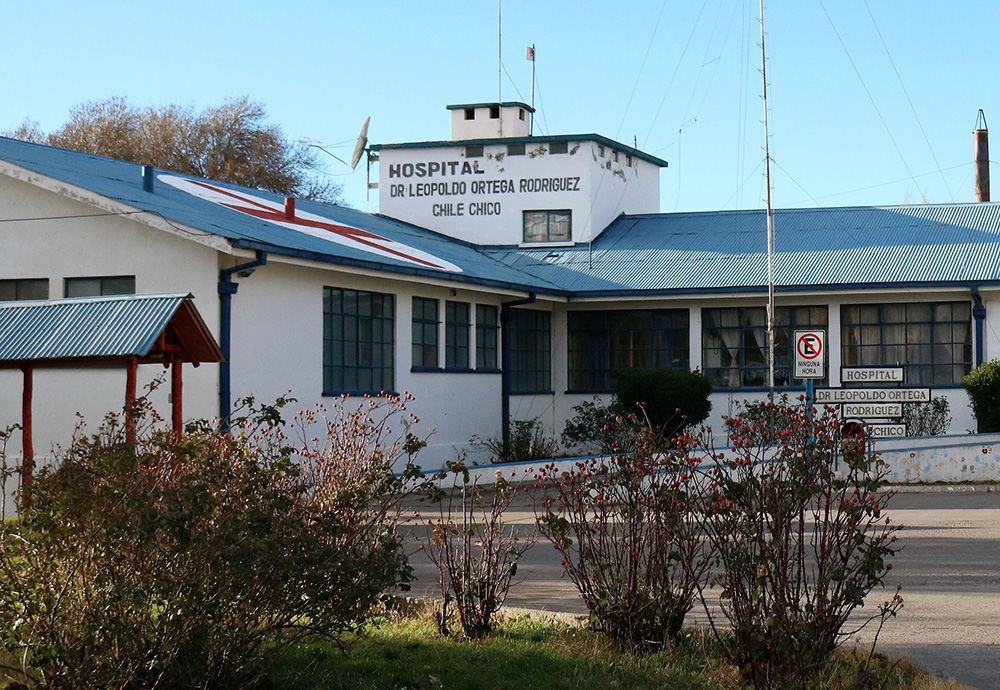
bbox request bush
[903,396,952,436]
[535,419,715,653]
[475,419,558,464]
[420,461,536,638]
[560,397,638,455]
[614,369,712,440]
[685,403,903,689]
[964,360,1000,432]
[0,394,427,690]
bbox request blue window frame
[65,275,135,298]
[508,308,551,394]
[476,304,499,371]
[702,306,828,388]
[323,287,394,395]
[412,297,439,370]
[842,302,971,385]
[568,309,689,391]
[445,301,471,370]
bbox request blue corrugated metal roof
[482,205,1000,295]
[0,137,566,296]
[0,293,192,362]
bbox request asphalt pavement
[403,488,1000,690]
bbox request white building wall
[0,176,220,465]
[378,140,660,245]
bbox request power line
[615,0,669,141]
[862,0,954,202]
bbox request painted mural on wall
[876,434,1000,483]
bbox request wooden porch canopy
[0,293,222,501]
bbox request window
[518,108,525,121]
[626,154,634,166]
[65,275,135,298]
[507,143,525,156]
[568,309,689,391]
[464,108,475,120]
[445,301,471,370]
[0,278,47,301]
[412,297,439,369]
[465,145,484,158]
[523,210,571,243]
[842,302,971,385]
[489,105,500,119]
[702,306,828,388]
[508,308,551,394]
[598,145,606,157]
[612,150,620,163]
[549,141,568,154]
[323,287,394,394]
[476,304,499,371]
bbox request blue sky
[3,1,998,214]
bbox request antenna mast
[528,44,536,135]
[498,0,503,136]
[760,0,776,400]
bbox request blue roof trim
[372,135,669,167]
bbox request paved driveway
[404,489,1000,690]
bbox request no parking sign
[794,330,825,379]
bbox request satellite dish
[350,117,371,169]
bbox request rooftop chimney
[975,109,989,202]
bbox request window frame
[64,275,135,298]
[445,300,471,371]
[701,305,828,389]
[0,278,48,301]
[508,308,552,395]
[323,287,395,396]
[841,301,972,386]
[476,304,500,372]
[411,296,440,371]
[568,309,690,392]
[522,209,572,243]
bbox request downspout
[500,292,537,448]
[218,250,267,431]
[972,286,986,368]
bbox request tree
[5,96,343,204]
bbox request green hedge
[964,359,1000,432]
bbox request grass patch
[267,603,963,690]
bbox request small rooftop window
[489,105,500,119]
[519,108,525,121]
[549,141,568,155]
[507,143,525,156]
[465,145,484,158]
[464,108,475,120]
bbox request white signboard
[794,330,825,379]
[842,367,904,383]
[866,423,907,438]
[842,403,903,419]
[815,388,931,403]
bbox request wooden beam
[125,355,138,448]
[171,357,183,442]
[21,366,33,510]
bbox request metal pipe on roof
[975,110,990,202]
[218,250,267,432]
[972,286,986,369]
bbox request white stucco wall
[378,140,660,245]
[0,175,221,481]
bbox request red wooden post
[125,356,138,448]
[21,366,34,509]
[171,357,183,442]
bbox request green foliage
[964,360,1000,432]
[0,394,426,690]
[903,396,952,436]
[536,420,715,653]
[560,397,639,455]
[615,368,712,440]
[687,404,903,689]
[475,419,558,464]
